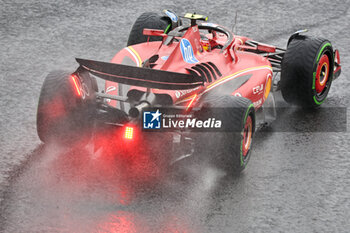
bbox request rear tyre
[37,70,97,145]
[194,95,255,174]
[127,12,170,46]
[281,36,334,108]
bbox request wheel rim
[242,115,252,157]
[315,54,330,94]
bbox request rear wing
[76,58,204,90]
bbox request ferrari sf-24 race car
[37,11,341,173]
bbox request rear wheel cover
[315,54,330,94]
[242,115,253,157]
[313,43,333,105]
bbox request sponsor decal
[106,86,116,93]
[180,39,199,64]
[175,87,199,98]
[234,92,242,97]
[105,86,116,103]
[161,55,169,60]
[253,84,264,94]
[143,109,162,129]
[253,99,262,108]
[165,10,178,23]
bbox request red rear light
[71,74,82,97]
[124,126,134,140]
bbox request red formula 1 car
[37,11,341,173]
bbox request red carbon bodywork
[105,24,273,109]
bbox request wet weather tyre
[37,70,97,145]
[127,12,170,46]
[281,36,334,108]
[194,96,255,174]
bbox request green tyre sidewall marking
[313,42,332,105]
[240,103,254,167]
[313,95,325,105]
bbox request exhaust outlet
[129,102,150,118]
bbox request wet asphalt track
[1,0,350,232]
